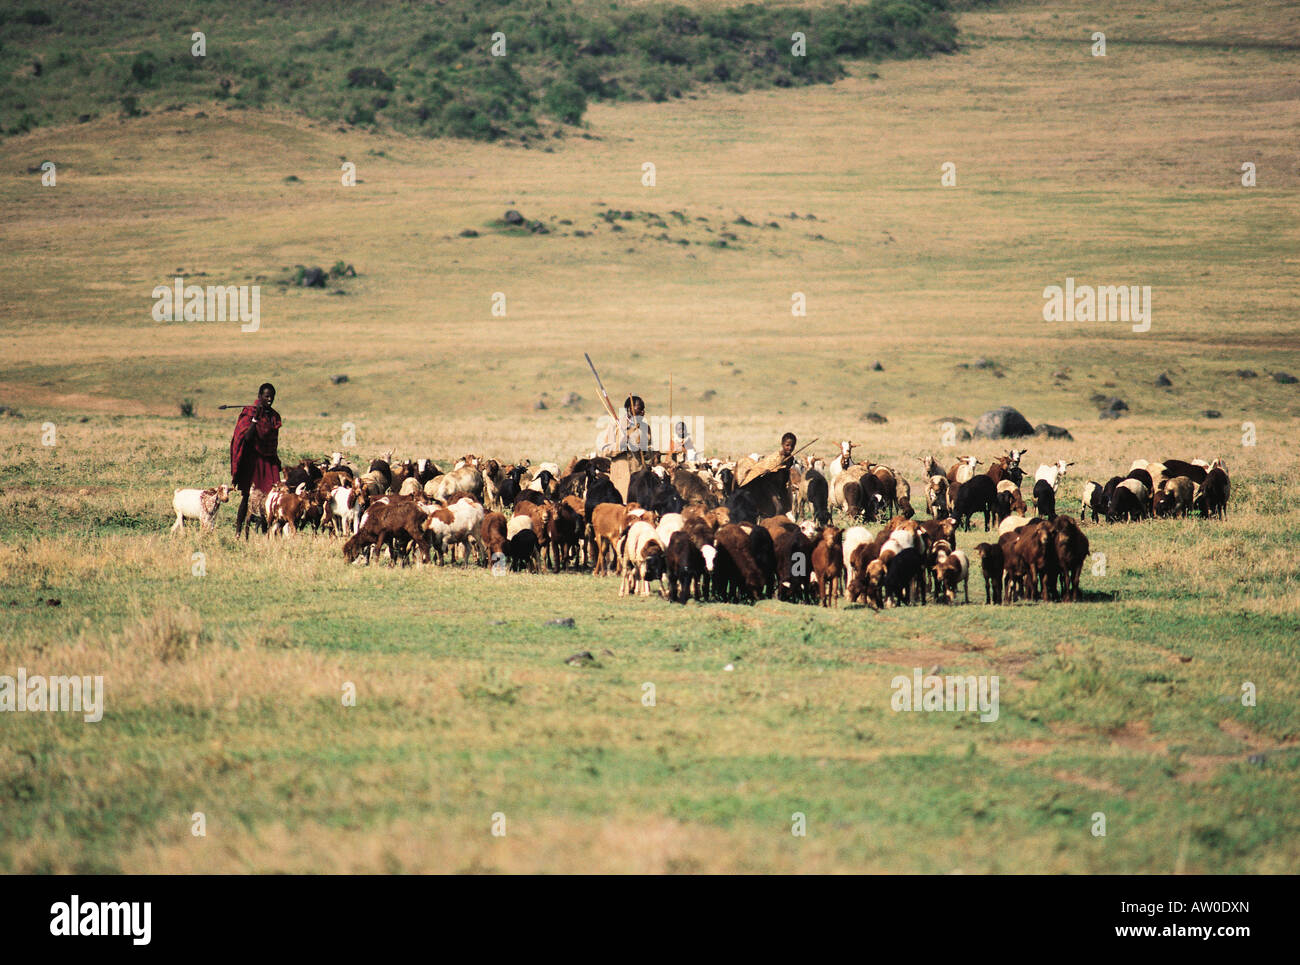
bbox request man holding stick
[229,382,282,536]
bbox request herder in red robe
[230,382,282,536]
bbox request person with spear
[586,354,650,456]
[226,382,282,536]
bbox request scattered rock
[1235,369,1257,379]
[503,209,525,226]
[699,389,716,401]
[564,650,595,667]
[1053,371,1070,380]
[528,220,550,235]
[330,374,349,385]
[871,360,884,372]
[934,416,968,425]
[300,266,326,288]
[957,428,972,441]
[1035,423,1074,440]
[972,406,1035,439]
[0,405,23,418]
[533,398,548,410]
[971,357,995,370]
[734,215,754,226]
[1096,396,1129,413]
[862,412,888,424]
[1203,409,1222,419]
[560,391,582,407]
[1272,371,1297,384]
[45,598,60,607]
[459,228,479,238]
[1155,373,1172,387]
[1099,409,1123,420]
[547,617,574,627]
[723,663,735,672]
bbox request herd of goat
[169,443,1232,608]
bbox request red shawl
[230,402,282,493]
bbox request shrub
[542,79,586,125]
[179,398,196,417]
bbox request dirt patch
[1052,769,1125,795]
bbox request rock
[1097,396,1128,412]
[1099,409,1123,420]
[528,220,550,235]
[1273,371,1298,384]
[863,412,888,424]
[700,389,716,401]
[972,406,1035,439]
[934,416,968,425]
[0,405,23,418]
[1155,373,1172,387]
[548,617,575,627]
[1053,371,1070,380]
[1203,409,1222,419]
[871,360,884,371]
[330,374,349,385]
[957,428,972,441]
[533,398,548,410]
[971,357,994,370]
[300,266,326,287]
[1035,423,1074,440]
[560,391,581,407]
[459,228,479,237]
[565,651,595,667]
[1236,369,1257,379]
[503,209,525,226]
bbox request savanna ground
[0,0,1298,872]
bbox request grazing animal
[712,524,766,603]
[1194,466,1230,519]
[951,474,997,531]
[665,530,707,603]
[933,549,970,604]
[171,485,231,533]
[1155,476,1195,518]
[1051,515,1089,602]
[343,499,430,566]
[809,526,844,607]
[948,455,981,486]
[1034,460,1073,491]
[619,520,667,597]
[884,546,926,606]
[995,479,1027,521]
[1032,478,1057,520]
[974,542,1003,604]
[1080,481,1106,523]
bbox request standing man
[230,382,282,536]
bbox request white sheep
[171,485,231,534]
[1034,459,1073,491]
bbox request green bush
[542,80,586,125]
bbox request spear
[584,353,618,422]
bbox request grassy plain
[0,0,1297,872]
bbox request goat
[171,485,231,533]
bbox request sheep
[1080,481,1105,523]
[481,512,508,564]
[884,546,926,606]
[948,455,981,486]
[619,520,667,597]
[171,485,231,534]
[997,514,1032,537]
[810,526,844,607]
[1032,478,1057,520]
[1194,466,1230,519]
[773,527,814,602]
[933,549,970,604]
[995,479,1027,521]
[1155,476,1195,518]
[842,526,874,586]
[951,474,997,531]
[1034,460,1073,491]
[925,474,950,518]
[1051,515,1089,602]
[974,542,1003,604]
[505,528,541,572]
[712,524,766,603]
[665,531,706,603]
[343,499,430,566]
[1108,478,1150,522]
[424,497,485,564]
[432,466,485,503]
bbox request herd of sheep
[169,445,1231,609]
